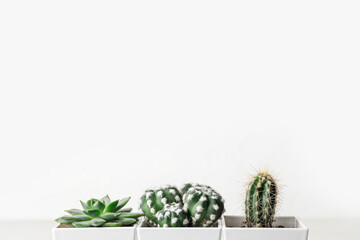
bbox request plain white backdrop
[0,1,359,221]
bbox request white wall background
[1,1,359,220]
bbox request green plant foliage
[182,183,225,227]
[140,185,183,226]
[245,171,278,227]
[140,183,225,227]
[156,203,190,227]
[55,195,143,228]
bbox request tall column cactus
[182,183,225,227]
[245,171,278,227]
[140,185,182,226]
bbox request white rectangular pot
[52,225,136,240]
[137,219,222,240]
[223,215,308,240]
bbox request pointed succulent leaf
[100,212,119,220]
[65,209,84,216]
[55,217,75,224]
[101,218,136,227]
[117,207,132,212]
[72,221,92,228]
[114,218,137,226]
[89,218,106,227]
[84,209,101,218]
[62,215,93,221]
[101,195,111,205]
[80,201,88,210]
[87,198,98,208]
[117,212,144,219]
[115,197,131,211]
[104,200,119,213]
[92,200,105,212]
[101,222,123,227]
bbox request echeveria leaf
[65,209,84,216]
[101,218,136,227]
[101,222,123,227]
[114,218,137,226]
[62,215,92,221]
[87,198,98,208]
[117,212,144,219]
[72,221,92,228]
[104,200,119,213]
[100,212,118,220]
[80,201,88,210]
[84,209,101,218]
[117,207,132,212]
[115,197,131,211]
[55,217,75,224]
[90,218,106,227]
[101,195,111,205]
[92,200,105,212]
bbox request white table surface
[0,219,358,240]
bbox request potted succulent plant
[137,184,225,240]
[222,171,309,240]
[52,195,143,240]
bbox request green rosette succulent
[182,183,225,227]
[55,195,143,227]
[245,171,278,227]
[140,185,183,226]
[156,203,191,227]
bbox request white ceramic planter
[52,225,137,240]
[222,215,308,240]
[137,219,222,240]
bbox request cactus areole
[245,171,278,228]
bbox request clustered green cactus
[140,183,225,227]
[56,195,143,227]
[157,203,191,227]
[139,185,183,226]
[182,184,225,227]
[245,171,278,228]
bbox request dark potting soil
[57,224,74,228]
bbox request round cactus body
[245,171,278,228]
[140,185,183,226]
[180,183,208,195]
[156,203,191,227]
[183,184,225,227]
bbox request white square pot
[137,219,222,240]
[223,215,308,240]
[52,225,136,240]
